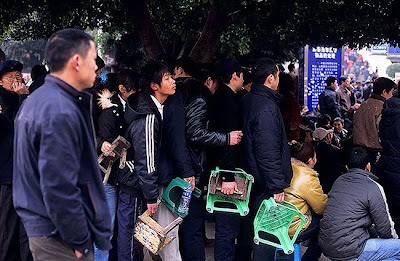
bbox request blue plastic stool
[274,243,301,261]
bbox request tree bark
[123,0,165,59]
[189,1,228,64]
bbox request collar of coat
[370,93,386,103]
[346,168,379,181]
[250,83,282,104]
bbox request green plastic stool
[161,177,202,218]
[206,167,254,216]
[253,198,307,255]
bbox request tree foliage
[386,63,400,78]
[1,0,400,64]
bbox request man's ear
[70,54,80,71]
[150,82,159,91]
[365,162,371,172]
[118,84,125,93]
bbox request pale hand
[147,203,158,216]
[101,141,115,157]
[74,249,83,259]
[274,192,285,203]
[229,130,243,145]
[221,181,238,195]
[12,82,29,95]
[183,176,195,191]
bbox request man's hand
[229,130,243,145]
[74,249,83,259]
[147,203,158,216]
[183,176,195,191]
[273,192,285,203]
[12,82,29,95]
[101,141,115,157]
[221,181,238,195]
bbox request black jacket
[13,75,112,254]
[319,169,398,260]
[180,79,228,184]
[240,83,292,195]
[318,86,342,119]
[97,91,128,185]
[0,86,27,184]
[208,84,241,181]
[379,96,400,211]
[120,92,161,203]
[157,89,195,184]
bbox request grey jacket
[319,168,397,260]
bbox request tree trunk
[189,1,228,64]
[123,0,165,59]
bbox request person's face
[79,41,98,89]
[333,121,343,132]
[0,70,23,93]
[382,89,393,100]
[158,72,176,96]
[331,80,338,90]
[343,78,350,88]
[205,77,218,94]
[173,66,182,79]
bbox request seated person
[332,117,348,148]
[286,142,327,261]
[319,147,400,261]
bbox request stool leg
[293,244,301,261]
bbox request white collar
[150,95,164,119]
[118,94,126,111]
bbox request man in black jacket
[0,60,31,261]
[318,76,342,120]
[208,58,244,261]
[239,58,293,261]
[319,147,400,260]
[13,29,112,260]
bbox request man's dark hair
[139,60,169,95]
[31,64,48,81]
[316,114,331,128]
[288,63,295,72]
[348,146,370,169]
[372,77,396,95]
[252,58,278,85]
[0,48,5,62]
[326,76,336,87]
[44,28,93,73]
[175,57,198,77]
[214,58,242,84]
[117,69,140,93]
[339,76,349,84]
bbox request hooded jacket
[119,92,161,203]
[319,168,397,260]
[240,83,292,195]
[285,159,327,236]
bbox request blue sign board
[307,46,342,111]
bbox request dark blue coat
[318,86,342,119]
[13,75,112,254]
[240,83,292,195]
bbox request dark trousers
[179,196,206,261]
[117,190,145,261]
[214,210,241,261]
[29,237,93,261]
[296,216,322,261]
[0,184,33,261]
[235,192,276,261]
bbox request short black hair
[175,57,198,77]
[0,48,5,62]
[252,58,278,85]
[326,76,336,86]
[339,76,349,84]
[117,69,140,93]
[372,77,395,95]
[45,28,93,73]
[214,58,242,84]
[348,146,370,169]
[30,64,48,81]
[139,60,169,95]
[288,63,295,72]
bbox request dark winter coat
[319,169,398,260]
[0,86,27,184]
[240,83,293,195]
[208,83,242,182]
[379,96,400,214]
[318,86,342,119]
[119,92,162,203]
[97,90,128,185]
[13,75,112,254]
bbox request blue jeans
[94,184,117,261]
[344,238,400,261]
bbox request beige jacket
[284,158,327,236]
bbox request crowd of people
[2,28,400,261]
